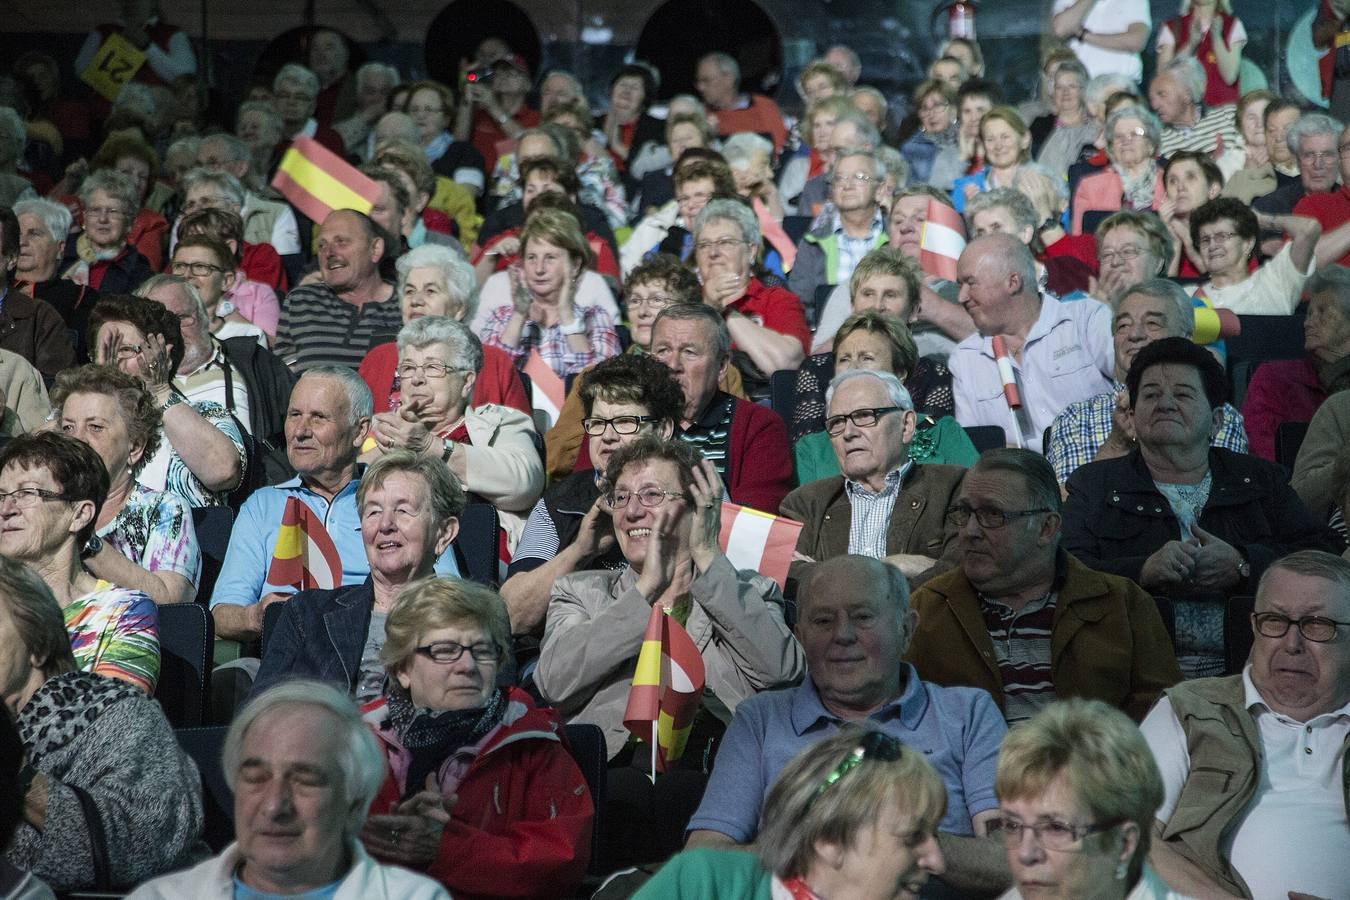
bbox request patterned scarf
[61,233,124,286]
[385,686,507,799]
[1114,162,1158,212]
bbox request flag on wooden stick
[718,502,803,590]
[623,605,706,775]
[918,199,966,282]
[265,497,343,592]
[271,137,382,225]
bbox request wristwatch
[558,317,587,336]
[83,533,103,559]
[441,438,455,462]
[161,390,186,413]
[1237,557,1252,580]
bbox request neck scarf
[385,686,506,799]
[1114,162,1157,211]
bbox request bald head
[374,112,419,145]
[956,233,1041,335]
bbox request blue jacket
[251,580,373,697]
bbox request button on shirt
[1142,667,1350,900]
[844,460,911,558]
[833,209,886,287]
[951,294,1114,453]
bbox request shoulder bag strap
[69,782,112,890]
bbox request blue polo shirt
[686,665,1005,840]
[209,473,459,609]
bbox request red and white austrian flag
[918,199,966,282]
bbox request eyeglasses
[814,731,903,799]
[995,816,1120,852]
[694,237,747,254]
[1111,127,1147,142]
[945,504,1051,529]
[396,361,467,380]
[170,260,226,277]
[676,190,713,206]
[824,406,901,436]
[408,105,446,115]
[918,100,950,113]
[85,206,127,220]
[1197,231,1238,247]
[626,293,676,310]
[605,487,686,510]
[1252,612,1350,643]
[1300,150,1338,164]
[582,415,657,436]
[110,344,144,360]
[830,171,876,185]
[1098,245,1145,264]
[0,487,75,509]
[414,640,500,664]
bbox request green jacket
[634,849,774,899]
[792,414,979,486]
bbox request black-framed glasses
[945,504,1051,529]
[0,487,76,509]
[824,406,901,436]
[995,816,1121,852]
[170,260,226,277]
[814,731,903,799]
[396,361,467,381]
[1252,612,1350,643]
[605,487,686,510]
[581,415,657,436]
[414,640,500,664]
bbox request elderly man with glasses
[906,448,1180,725]
[1141,549,1350,900]
[782,369,965,593]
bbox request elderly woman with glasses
[636,729,947,899]
[358,577,593,899]
[362,316,543,556]
[995,699,1186,900]
[901,80,961,189]
[359,244,528,417]
[0,555,201,893]
[1071,105,1167,235]
[1063,338,1339,678]
[1189,197,1321,315]
[61,170,154,294]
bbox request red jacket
[363,687,593,900]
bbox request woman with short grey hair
[1071,104,1166,234]
[62,170,153,294]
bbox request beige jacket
[0,348,50,436]
[1291,390,1350,521]
[536,556,806,758]
[462,403,545,552]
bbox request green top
[792,414,979,486]
[634,848,775,900]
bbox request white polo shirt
[1140,667,1350,900]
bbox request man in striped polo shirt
[273,209,403,372]
[1150,57,1239,159]
[905,448,1180,724]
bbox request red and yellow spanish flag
[918,199,966,282]
[265,496,344,592]
[623,604,705,774]
[271,137,382,226]
[718,502,803,590]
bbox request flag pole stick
[1006,404,1023,449]
[650,721,658,784]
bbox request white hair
[180,167,246,210]
[273,63,320,98]
[12,197,71,242]
[825,368,914,413]
[299,365,375,423]
[397,315,484,374]
[394,243,475,319]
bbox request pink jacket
[1071,166,1167,235]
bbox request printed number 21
[98,50,134,85]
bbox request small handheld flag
[918,199,966,282]
[266,496,343,592]
[523,350,566,430]
[991,335,1022,409]
[718,502,803,590]
[271,137,382,226]
[623,605,706,776]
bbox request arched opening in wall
[251,27,368,94]
[634,0,784,100]
[424,1,543,88]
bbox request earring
[1114,861,1128,881]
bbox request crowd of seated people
[3,4,1350,896]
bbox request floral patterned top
[64,581,159,693]
[99,483,202,588]
[136,398,247,508]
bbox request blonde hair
[520,207,595,270]
[979,106,1031,164]
[379,576,511,674]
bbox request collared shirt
[979,590,1058,724]
[844,460,912,558]
[951,293,1114,452]
[175,340,252,433]
[685,669,1006,840]
[1142,666,1350,900]
[1158,103,1241,157]
[481,304,621,378]
[831,208,886,288]
[1047,384,1249,483]
[682,391,737,482]
[275,282,404,372]
[209,472,460,609]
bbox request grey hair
[396,315,484,374]
[299,365,374,424]
[965,186,1039,235]
[1086,73,1136,107]
[701,51,740,85]
[1160,56,1206,106]
[12,197,72,242]
[199,132,250,163]
[77,169,139,216]
[722,132,774,170]
[236,101,284,141]
[652,303,732,362]
[875,145,909,189]
[225,681,387,839]
[166,135,202,162]
[850,85,889,117]
[666,93,707,118]
[394,244,476,319]
[181,167,247,210]
[1257,549,1350,602]
[0,554,76,677]
[136,273,211,342]
[541,69,584,98]
[1121,278,1196,339]
[1304,265,1350,321]
[0,107,24,165]
[693,197,760,247]
[972,447,1062,514]
[1287,112,1344,157]
[112,83,156,118]
[830,109,881,151]
[1105,104,1163,156]
[515,126,565,158]
[826,45,862,77]
[355,61,400,92]
[273,63,320,98]
[825,368,914,413]
[836,147,887,182]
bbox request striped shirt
[844,460,913,558]
[681,392,736,481]
[274,282,403,372]
[1158,103,1240,158]
[979,590,1057,724]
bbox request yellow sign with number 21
[80,33,147,101]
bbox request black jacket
[219,336,298,487]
